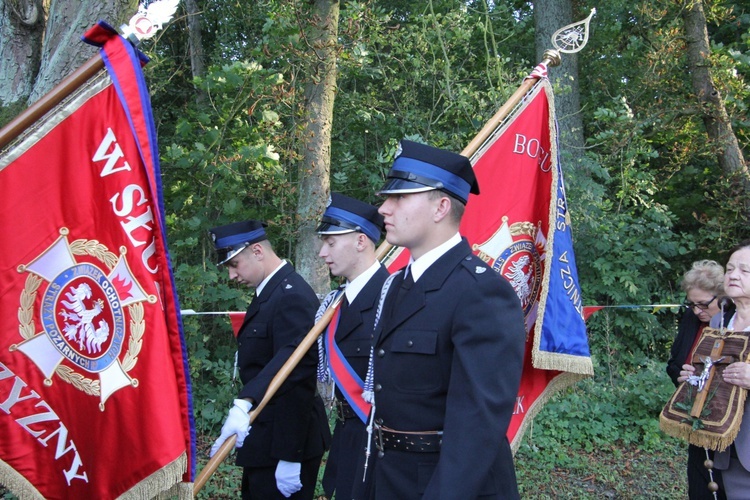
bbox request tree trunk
[534,0,585,172]
[295,0,339,297]
[27,0,136,104]
[184,0,205,81]
[0,0,45,107]
[682,0,750,218]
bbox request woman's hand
[722,362,750,389]
[677,363,696,384]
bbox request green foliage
[138,0,749,492]
[155,58,301,433]
[519,358,676,455]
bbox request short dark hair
[428,189,465,224]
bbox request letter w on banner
[385,78,593,451]
[0,24,194,499]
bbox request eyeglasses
[683,296,717,311]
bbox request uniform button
[407,340,413,347]
[377,349,385,357]
[375,384,382,392]
[356,347,361,353]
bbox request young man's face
[378,191,438,253]
[226,247,265,288]
[318,232,361,280]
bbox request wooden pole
[192,295,342,493]
[193,50,562,495]
[0,55,105,150]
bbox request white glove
[209,399,252,457]
[275,460,302,497]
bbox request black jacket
[235,262,330,467]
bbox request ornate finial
[551,8,596,54]
[121,0,181,43]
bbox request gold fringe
[0,460,44,499]
[532,350,594,376]
[116,452,189,500]
[530,79,594,377]
[1,74,111,166]
[155,480,193,500]
[510,371,588,454]
[660,389,747,452]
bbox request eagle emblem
[11,228,154,410]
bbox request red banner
[384,79,592,451]
[0,26,194,499]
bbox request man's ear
[356,233,369,251]
[250,242,264,260]
[433,195,452,223]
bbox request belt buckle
[375,424,384,452]
[334,400,345,423]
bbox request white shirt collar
[409,233,462,282]
[344,261,382,304]
[256,260,286,297]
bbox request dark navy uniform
[315,193,387,499]
[372,241,524,499]
[320,265,388,499]
[234,262,330,499]
[209,220,330,500]
[371,140,526,499]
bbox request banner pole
[0,55,105,150]
[193,49,563,494]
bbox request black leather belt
[375,426,442,453]
[334,400,357,421]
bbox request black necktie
[340,293,350,314]
[397,267,413,302]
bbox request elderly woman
[668,260,727,499]
[679,240,750,498]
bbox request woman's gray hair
[680,259,725,295]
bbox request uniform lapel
[376,240,471,345]
[336,266,387,342]
[238,262,293,332]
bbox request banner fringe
[0,460,44,500]
[529,80,594,377]
[659,411,743,452]
[157,480,193,500]
[510,371,587,454]
[659,388,747,452]
[532,350,594,376]
[116,452,188,500]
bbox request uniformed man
[370,140,526,499]
[208,220,330,499]
[315,193,389,500]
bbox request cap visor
[316,222,356,235]
[377,178,437,196]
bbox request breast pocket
[242,323,268,339]
[340,338,372,358]
[389,329,441,393]
[238,322,270,364]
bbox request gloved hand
[275,460,302,497]
[209,399,252,457]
